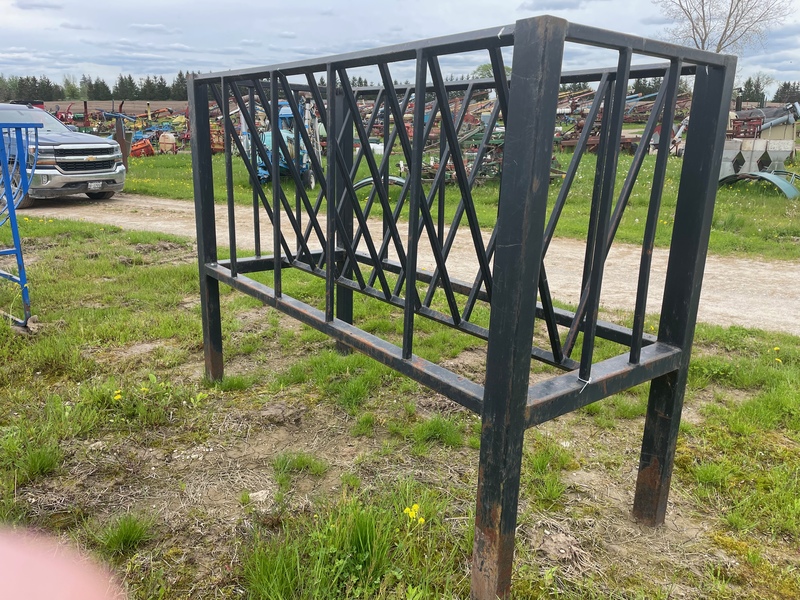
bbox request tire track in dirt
[24,192,800,336]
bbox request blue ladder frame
[0,122,41,327]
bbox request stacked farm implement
[718,102,800,198]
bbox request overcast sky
[2,0,799,94]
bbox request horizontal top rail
[565,22,734,67]
[559,62,696,84]
[194,16,731,85]
[193,24,515,83]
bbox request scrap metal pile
[38,100,190,156]
[346,79,698,180]
[718,101,800,197]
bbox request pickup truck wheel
[86,191,116,200]
[0,171,35,209]
[16,194,35,209]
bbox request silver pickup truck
[0,103,125,208]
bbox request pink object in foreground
[0,529,126,599]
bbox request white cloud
[129,23,182,34]
[12,0,62,9]
[60,22,92,30]
[519,0,585,9]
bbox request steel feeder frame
[190,16,735,600]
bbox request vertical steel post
[383,95,391,261]
[325,67,337,322]
[250,85,261,257]
[271,73,282,298]
[472,16,566,600]
[295,91,302,257]
[189,78,224,380]
[632,60,735,525]
[222,79,238,277]
[335,87,354,352]
[403,50,427,359]
[579,49,631,381]
[630,60,681,364]
[438,119,445,246]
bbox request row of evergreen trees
[771,81,800,104]
[738,74,800,104]
[0,72,192,103]
[4,70,799,106]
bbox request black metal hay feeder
[190,15,735,598]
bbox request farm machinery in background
[365,81,700,186]
[717,102,800,198]
[251,99,323,190]
[195,94,323,188]
[394,112,511,183]
[127,105,190,157]
[365,90,518,184]
[37,100,191,158]
[32,75,797,199]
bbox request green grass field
[0,211,797,598]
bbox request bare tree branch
[653,0,789,54]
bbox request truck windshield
[0,107,68,134]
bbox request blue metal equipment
[0,121,41,327]
[255,102,322,189]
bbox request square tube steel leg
[471,16,567,600]
[189,79,224,380]
[633,61,735,525]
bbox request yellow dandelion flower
[774,347,780,352]
[412,504,419,512]
[775,358,782,364]
[418,517,425,525]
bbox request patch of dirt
[512,413,741,595]
[21,397,371,596]
[89,341,165,363]
[441,348,486,382]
